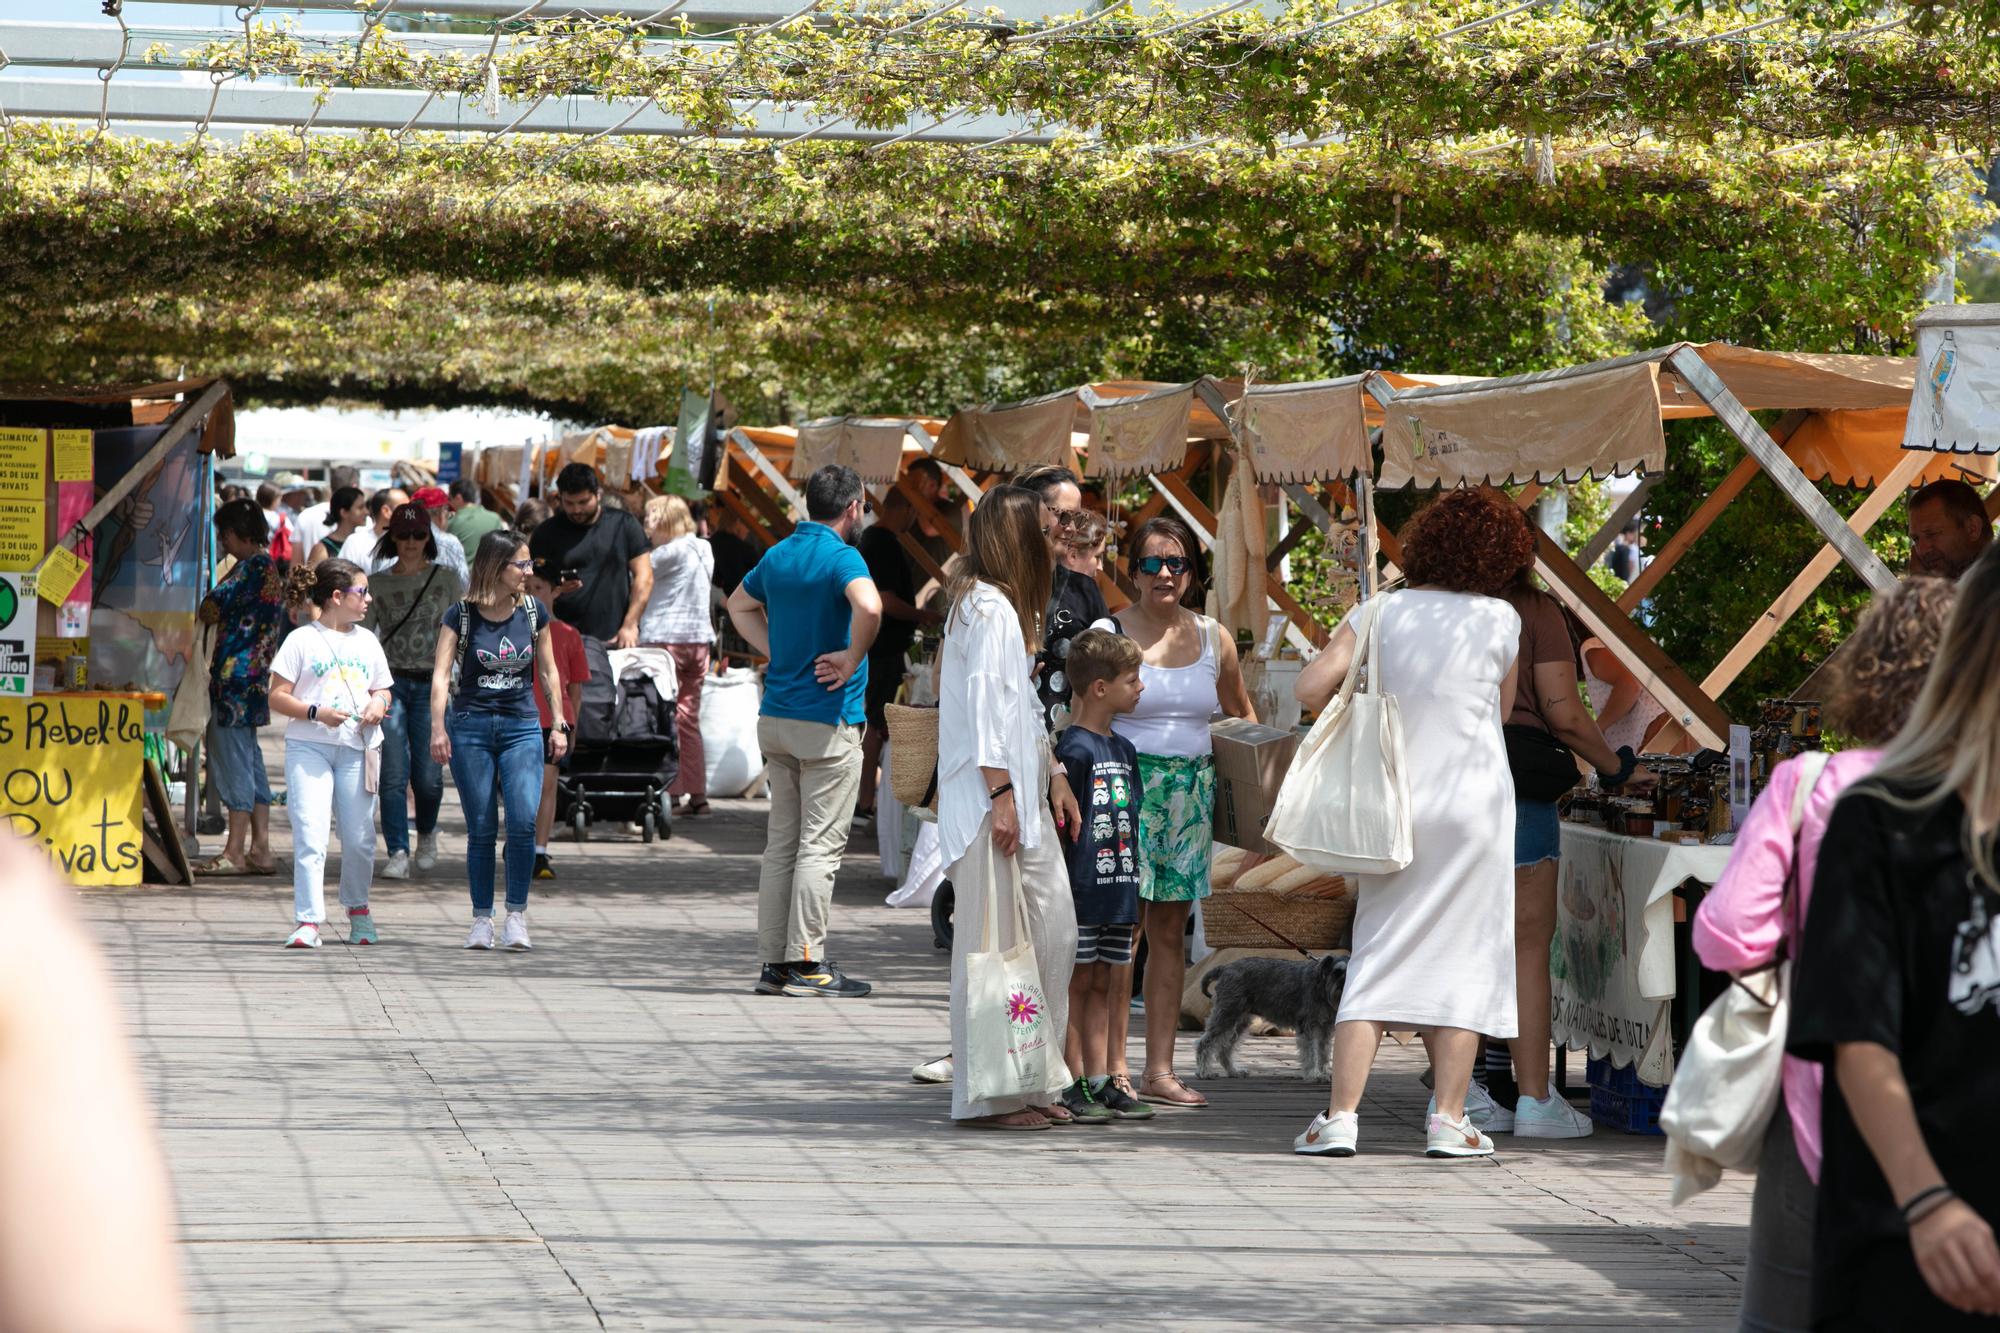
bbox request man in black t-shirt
[707,505,759,596]
[528,464,652,646]
[854,490,940,816]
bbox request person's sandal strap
[1142,1074,1208,1106]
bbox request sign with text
[437,441,462,484]
[0,575,31,697]
[51,429,93,484]
[34,545,87,605]
[0,501,43,570]
[0,428,43,500]
[0,696,146,884]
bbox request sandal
[1140,1072,1209,1108]
[957,1109,1050,1131]
[1029,1103,1075,1125]
[193,853,259,877]
[683,799,711,816]
[245,857,278,876]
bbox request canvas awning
[1232,372,1479,484]
[1377,342,1991,489]
[0,378,237,457]
[933,377,1239,474]
[790,417,927,483]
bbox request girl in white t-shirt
[267,560,394,949]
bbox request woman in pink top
[1694,577,1956,1333]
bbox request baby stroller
[556,643,679,843]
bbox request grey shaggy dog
[1194,953,1349,1081]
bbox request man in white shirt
[340,487,408,570]
[292,466,359,557]
[409,486,470,584]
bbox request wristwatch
[307,704,319,722]
[556,722,575,735]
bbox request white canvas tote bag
[1266,594,1413,876]
[1662,750,1831,1204]
[963,832,1066,1104]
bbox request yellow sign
[0,696,146,885]
[52,429,92,484]
[0,428,43,500]
[37,637,87,661]
[0,501,42,571]
[34,546,86,605]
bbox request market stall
[0,380,235,886]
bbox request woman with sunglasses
[361,502,464,881]
[430,531,570,951]
[266,559,394,949]
[1113,516,1256,1107]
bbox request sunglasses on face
[1136,554,1191,576]
[506,559,534,571]
[339,586,373,600]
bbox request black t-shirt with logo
[1789,784,2000,1332]
[1037,565,1110,734]
[1054,724,1142,927]
[529,507,648,642]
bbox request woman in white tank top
[1111,517,1256,1108]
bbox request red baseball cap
[412,485,450,510]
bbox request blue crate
[1587,1055,1649,1097]
[1589,1082,1666,1135]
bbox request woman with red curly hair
[1288,487,1527,1161]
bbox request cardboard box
[1210,717,1299,856]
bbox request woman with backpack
[361,503,463,881]
[430,531,570,951]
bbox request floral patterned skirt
[1135,752,1216,903]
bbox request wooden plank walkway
[75,760,1756,1330]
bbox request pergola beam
[105,0,1097,24]
[0,75,1052,144]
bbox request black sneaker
[534,853,556,880]
[1061,1079,1115,1124]
[781,962,873,998]
[753,964,790,995]
[1096,1078,1156,1121]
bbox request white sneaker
[284,922,322,949]
[464,917,496,950]
[1428,1081,1516,1134]
[1514,1092,1595,1139]
[414,833,439,873]
[910,1055,954,1084]
[381,850,411,881]
[501,911,532,951]
[1294,1110,1359,1157]
[1426,1111,1496,1159]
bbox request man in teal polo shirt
[726,464,883,998]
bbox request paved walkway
[79,779,1756,1330]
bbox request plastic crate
[1586,1055,1648,1097]
[1589,1082,1666,1135]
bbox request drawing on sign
[0,575,30,697]
[90,426,200,698]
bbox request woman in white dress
[939,488,1084,1129]
[1288,488,1528,1160]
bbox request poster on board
[0,695,146,885]
[0,574,33,697]
[1906,305,2000,456]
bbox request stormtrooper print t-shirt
[1054,723,1142,927]
[441,597,549,719]
[1790,784,2000,1330]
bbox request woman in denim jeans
[361,503,463,880]
[430,531,570,951]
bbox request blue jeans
[1515,798,1562,867]
[208,719,275,813]
[447,709,542,916]
[379,676,443,854]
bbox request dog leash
[1224,900,1318,961]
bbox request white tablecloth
[1550,825,1733,1087]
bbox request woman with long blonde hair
[639,493,717,813]
[1790,545,2000,1329]
[937,487,1083,1129]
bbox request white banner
[1905,306,2000,456]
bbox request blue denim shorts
[1515,798,1562,867]
[208,721,275,813]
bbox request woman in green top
[361,503,465,880]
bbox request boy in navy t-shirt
[1054,629,1155,1123]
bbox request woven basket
[883,703,939,812]
[1203,883,1355,952]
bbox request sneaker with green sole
[1061,1079,1115,1125]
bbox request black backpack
[573,635,618,744]
[609,666,677,747]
